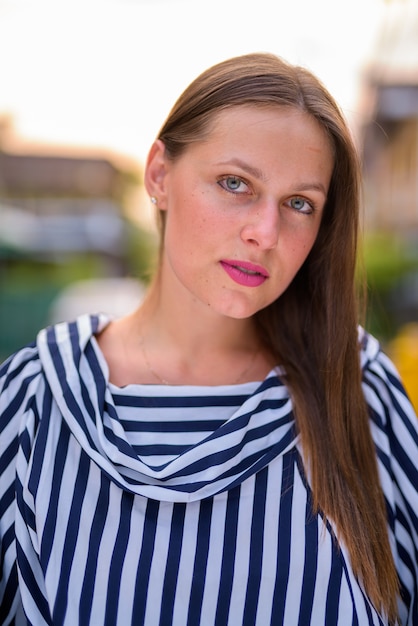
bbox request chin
[216,300,266,321]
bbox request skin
[98,105,334,386]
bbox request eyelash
[217,175,250,194]
[217,175,316,215]
[286,197,315,215]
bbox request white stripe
[255,465,281,624]
[229,474,257,624]
[143,501,175,625]
[171,503,201,625]
[199,492,228,624]
[284,464,308,621]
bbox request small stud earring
[150,196,157,205]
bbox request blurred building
[360,0,418,235]
[0,132,148,358]
[357,0,418,344]
[0,144,141,266]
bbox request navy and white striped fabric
[1,314,417,625]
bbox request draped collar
[37,314,298,502]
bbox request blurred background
[1,0,418,409]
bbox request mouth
[220,259,269,287]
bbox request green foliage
[363,233,417,291]
[0,220,158,360]
[362,232,418,341]
[0,254,104,359]
[1,254,102,289]
[125,222,158,283]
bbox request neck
[99,272,275,387]
[138,278,260,357]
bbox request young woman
[1,53,417,625]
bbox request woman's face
[147,105,334,320]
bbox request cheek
[290,229,318,259]
[164,209,209,264]
[282,232,319,280]
[303,222,322,253]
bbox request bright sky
[0,0,385,165]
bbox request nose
[240,199,280,249]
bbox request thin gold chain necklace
[138,335,259,386]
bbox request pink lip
[220,259,269,287]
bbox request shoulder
[359,329,418,620]
[359,326,418,505]
[359,327,417,448]
[0,340,43,418]
[0,314,110,421]
[359,327,417,424]
[35,313,109,370]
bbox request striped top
[0,314,417,625]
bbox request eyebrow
[216,158,267,182]
[216,158,328,196]
[293,182,328,197]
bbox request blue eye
[289,197,312,213]
[218,176,249,194]
[290,197,305,210]
[226,176,241,190]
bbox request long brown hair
[155,53,399,621]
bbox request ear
[144,139,170,210]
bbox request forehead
[200,104,331,146]
[191,105,334,163]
